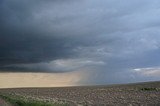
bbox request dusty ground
[0,81,160,106]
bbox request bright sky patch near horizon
[0,71,88,88]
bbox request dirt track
[0,97,12,106]
[0,81,160,106]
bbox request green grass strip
[140,87,159,91]
[0,94,68,106]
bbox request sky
[0,0,160,87]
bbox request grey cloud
[3,59,105,72]
[0,0,160,84]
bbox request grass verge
[0,94,68,106]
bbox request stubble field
[0,81,160,106]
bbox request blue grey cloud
[0,0,160,84]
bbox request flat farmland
[0,81,160,106]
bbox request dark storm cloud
[0,0,115,67]
[0,0,160,83]
[0,0,81,65]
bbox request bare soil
[0,81,160,106]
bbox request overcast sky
[0,0,160,85]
